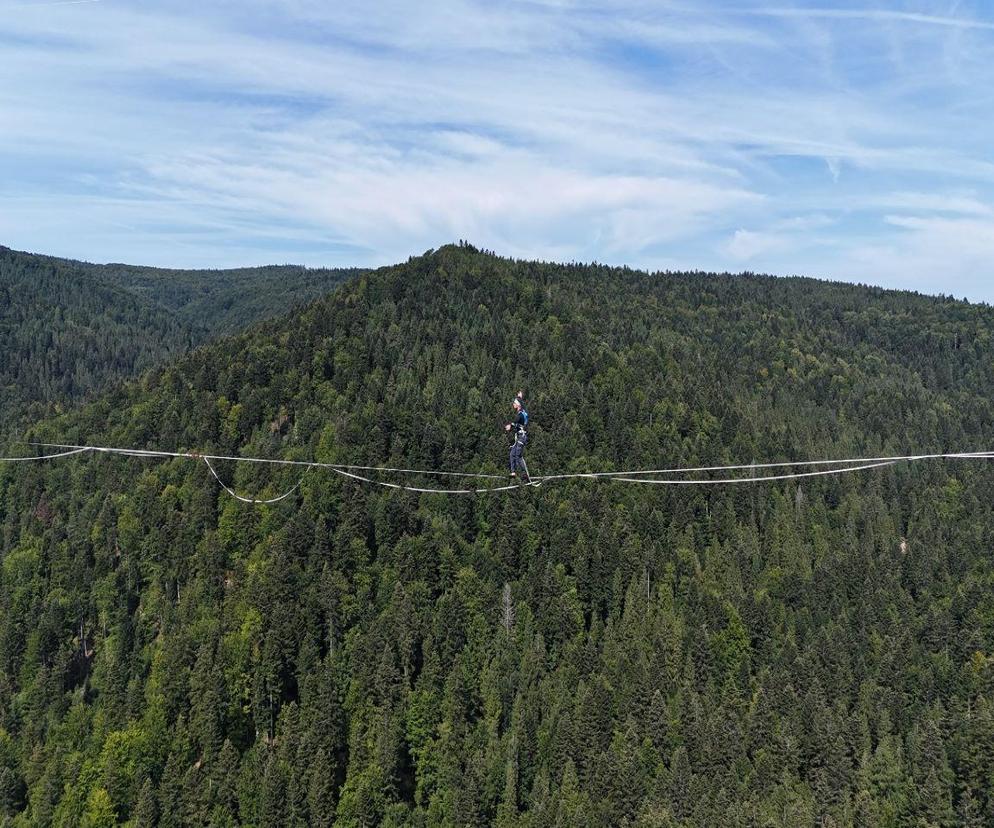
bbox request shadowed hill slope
[0,246,360,429]
[3,243,994,825]
[87,258,362,336]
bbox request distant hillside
[0,246,361,428]
[4,244,994,825]
[88,259,363,336]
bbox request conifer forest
[3,243,994,826]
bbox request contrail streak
[746,7,994,31]
[11,0,101,7]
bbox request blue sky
[2,1,994,300]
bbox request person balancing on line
[505,391,530,484]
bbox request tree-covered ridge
[3,243,994,826]
[88,260,363,336]
[0,246,360,429]
[0,247,196,423]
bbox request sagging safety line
[8,442,994,503]
[202,455,307,505]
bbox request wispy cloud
[7,0,100,8]
[746,7,994,31]
[831,213,994,297]
[2,0,994,299]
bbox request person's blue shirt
[511,408,528,436]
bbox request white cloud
[865,191,994,216]
[726,229,787,261]
[129,129,763,263]
[806,213,994,300]
[772,214,836,232]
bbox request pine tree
[260,751,288,828]
[132,778,158,828]
[211,739,241,823]
[190,640,225,762]
[306,748,338,828]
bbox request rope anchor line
[9,442,994,503]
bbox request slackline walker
[505,390,531,484]
[11,441,994,505]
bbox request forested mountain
[3,243,994,826]
[87,259,362,337]
[0,246,360,428]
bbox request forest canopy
[0,246,359,434]
[2,243,994,826]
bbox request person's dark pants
[510,433,528,473]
